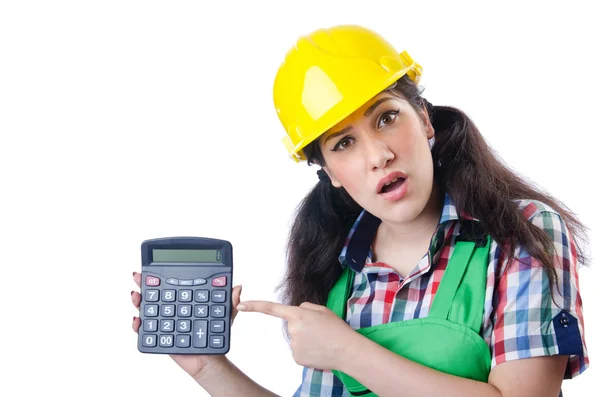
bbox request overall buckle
[456,222,487,247]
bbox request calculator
[137,237,233,355]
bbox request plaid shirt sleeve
[489,206,589,378]
[292,367,349,397]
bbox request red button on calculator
[146,276,160,286]
[212,276,227,287]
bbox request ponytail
[276,169,361,307]
[427,103,589,296]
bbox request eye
[378,110,399,128]
[332,136,355,152]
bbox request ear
[419,106,435,140]
[323,167,342,188]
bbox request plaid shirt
[293,193,589,397]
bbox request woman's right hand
[131,272,243,381]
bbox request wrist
[335,330,365,373]
[192,355,229,384]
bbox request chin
[385,208,421,224]
[378,189,433,221]
[370,198,418,223]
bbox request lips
[376,171,408,194]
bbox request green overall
[326,232,492,396]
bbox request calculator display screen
[152,249,222,263]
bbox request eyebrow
[324,126,352,143]
[324,97,395,143]
[364,97,395,116]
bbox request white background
[1,0,598,396]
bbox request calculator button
[176,335,190,347]
[192,320,208,348]
[209,335,224,349]
[178,304,192,317]
[143,319,158,332]
[179,279,193,286]
[212,276,227,287]
[159,335,174,347]
[194,304,209,318]
[145,276,160,286]
[194,290,209,303]
[211,305,226,318]
[166,278,179,286]
[142,334,157,347]
[160,319,175,332]
[177,320,191,333]
[178,290,192,302]
[162,290,176,302]
[210,320,225,333]
[161,304,175,317]
[194,278,207,285]
[144,304,158,317]
[211,290,226,303]
[145,289,160,302]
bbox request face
[318,91,435,224]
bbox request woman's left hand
[236,300,358,370]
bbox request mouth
[377,171,408,194]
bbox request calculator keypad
[140,274,229,353]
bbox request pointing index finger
[237,300,297,320]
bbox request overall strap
[327,266,355,320]
[428,222,491,332]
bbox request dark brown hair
[275,74,590,310]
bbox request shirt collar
[338,192,479,272]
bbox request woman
[130,25,589,396]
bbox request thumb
[299,301,329,312]
[231,284,242,323]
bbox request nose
[365,135,394,170]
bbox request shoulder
[510,198,573,255]
[489,197,577,287]
[513,198,563,222]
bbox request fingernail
[237,304,247,311]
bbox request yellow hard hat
[273,25,423,162]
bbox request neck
[377,182,444,245]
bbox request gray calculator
[137,237,233,355]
